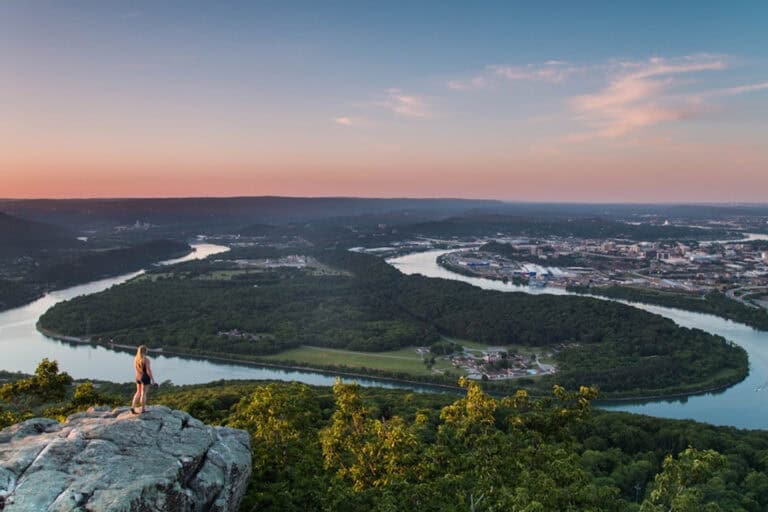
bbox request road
[725,286,767,309]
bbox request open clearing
[258,345,464,378]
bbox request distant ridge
[0,197,505,228]
[0,212,80,257]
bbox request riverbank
[0,242,194,313]
[0,285,45,313]
[436,247,768,332]
[36,321,749,402]
[436,253,529,285]
[567,285,768,331]
[36,323,465,394]
[4,244,765,427]
[34,243,750,402]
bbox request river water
[0,244,437,392]
[388,250,768,429]
[1,244,767,428]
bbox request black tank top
[138,358,150,383]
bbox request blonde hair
[135,345,148,370]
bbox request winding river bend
[388,250,768,429]
[0,244,438,393]
[1,244,767,428]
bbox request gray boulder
[0,406,251,511]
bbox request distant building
[689,253,720,264]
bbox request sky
[2,1,767,202]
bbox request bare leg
[131,383,141,411]
[141,384,149,412]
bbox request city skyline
[3,1,768,202]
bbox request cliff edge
[0,406,251,511]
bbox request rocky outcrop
[0,406,251,511]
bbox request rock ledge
[0,406,251,511]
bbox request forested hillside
[0,212,81,257]
[3,361,767,512]
[399,214,738,241]
[31,239,191,288]
[39,249,747,398]
[0,238,191,312]
[568,285,768,331]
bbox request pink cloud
[568,55,726,140]
[447,76,488,91]
[381,89,431,118]
[700,81,768,97]
[448,60,576,91]
[333,116,364,126]
[490,63,573,83]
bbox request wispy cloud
[567,55,727,141]
[490,62,574,83]
[699,81,768,98]
[333,116,365,127]
[447,76,489,91]
[379,89,431,118]
[448,60,577,91]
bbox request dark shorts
[137,375,151,385]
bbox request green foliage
[571,410,768,510]
[392,264,747,396]
[315,379,625,511]
[0,279,42,311]
[569,285,768,331]
[2,366,762,512]
[640,447,727,512]
[428,340,461,355]
[32,240,191,288]
[0,407,32,429]
[321,380,419,491]
[401,214,735,241]
[0,361,119,428]
[0,238,190,312]
[40,250,748,398]
[229,382,327,511]
[43,381,121,420]
[41,259,437,356]
[150,379,768,512]
[0,358,73,405]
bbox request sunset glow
[2,1,767,201]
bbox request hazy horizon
[3,1,767,202]
[3,195,768,207]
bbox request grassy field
[441,337,488,350]
[258,345,464,378]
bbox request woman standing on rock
[131,345,155,414]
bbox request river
[388,249,768,429]
[2,243,767,428]
[0,244,437,392]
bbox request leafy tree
[39,250,748,398]
[229,382,327,511]
[0,358,73,405]
[320,379,419,491]
[0,407,31,429]
[43,381,120,420]
[640,447,727,512]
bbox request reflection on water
[0,244,446,393]
[3,244,767,427]
[388,250,768,429]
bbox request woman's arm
[146,358,155,383]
